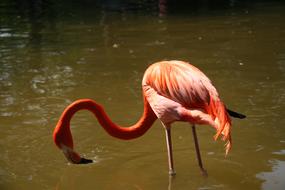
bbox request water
[1,0,285,189]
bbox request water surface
[1,0,285,189]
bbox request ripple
[0,33,12,38]
[273,150,285,155]
[146,40,166,46]
[255,145,265,152]
[0,32,29,38]
[31,75,46,94]
[28,65,77,96]
[1,95,14,106]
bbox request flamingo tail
[208,99,232,155]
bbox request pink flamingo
[53,60,245,176]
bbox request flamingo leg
[162,123,176,176]
[191,124,208,176]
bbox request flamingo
[53,60,245,176]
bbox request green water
[1,0,285,189]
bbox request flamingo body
[143,61,231,150]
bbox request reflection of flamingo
[53,60,245,176]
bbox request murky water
[1,0,285,189]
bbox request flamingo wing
[143,60,218,110]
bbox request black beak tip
[79,157,93,164]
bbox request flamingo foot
[200,168,208,177]
[169,169,176,176]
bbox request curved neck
[53,97,157,149]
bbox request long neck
[53,97,157,149]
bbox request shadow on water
[1,0,285,190]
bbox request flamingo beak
[78,157,93,164]
[61,144,93,164]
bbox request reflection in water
[159,0,167,17]
[257,160,285,190]
[168,175,174,190]
[1,0,285,190]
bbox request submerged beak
[61,144,93,164]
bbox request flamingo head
[53,121,93,164]
[60,144,93,164]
